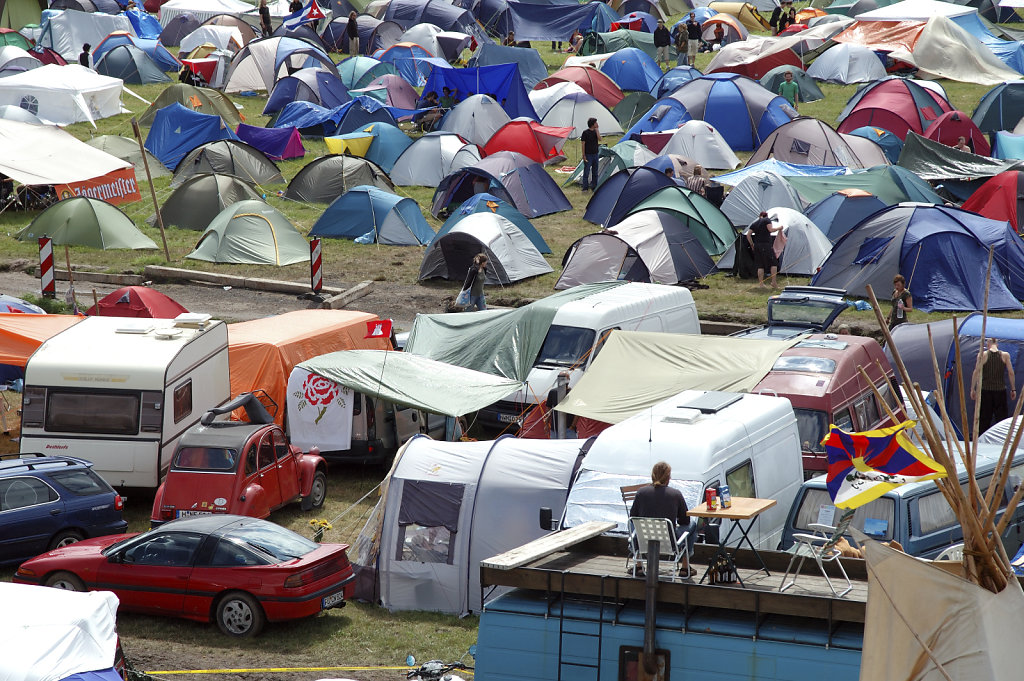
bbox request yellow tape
[145,666,474,676]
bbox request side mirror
[539,506,553,531]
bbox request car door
[97,531,204,614]
[255,431,283,510]
[0,476,63,562]
[272,428,299,504]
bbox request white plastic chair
[629,517,691,581]
[936,543,964,561]
[779,508,855,598]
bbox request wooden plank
[481,521,617,570]
[322,280,374,309]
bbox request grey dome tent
[86,135,169,178]
[159,173,261,230]
[746,117,872,168]
[759,65,824,104]
[720,170,806,226]
[172,139,284,187]
[390,132,481,187]
[186,199,309,266]
[284,154,394,203]
[438,94,510,146]
[806,43,886,84]
[418,212,553,284]
[556,209,716,289]
[93,44,170,84]
[431,151,572,219]
[540,92,622,139]
[160,12,201,48]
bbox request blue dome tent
[264,67,350,115]
[600,47,663,92]
[94,44,170,84]
[144,102,238,169]
[583,166,679,226]
[651,64,702,98]
[847,126,903,164]
[325,122,412,172]
[804,190,887,243]
[311,185,435,245]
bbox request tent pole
[131,117,171,261]
[64,245,76,310]
[92,289,99,316]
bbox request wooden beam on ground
[481,521,618,571]
[46,269,145,286]
[143,265,345,295]
[321,280,374,309]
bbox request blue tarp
[993,131,1024,160]
[505,0,617,41]
[421,64,538,120]
[600,47,663,92]
[811,204,1024,312]
[144,102,237,168]
[273,97,402,136]
[311,185,435,245]
[326,121,412,172]
[264,68,350,115]
[715,160,849,187]
[951,13,1024,74]
[469,43,548,90]
[374,43,439,87]
[124,7,162,39]
[437,192,551,252]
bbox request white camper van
[19,316,230,488]
[562,390,804,550]
[481,283,701,429]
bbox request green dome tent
[186,199,309,266]
[159,173,261,230]
[16,197,158,250]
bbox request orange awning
[0,313,83,368]
[832,20,926,52]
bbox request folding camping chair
[779,507,856,597]
[621,484,645,574]
[629,517,691,581]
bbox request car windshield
[48,468,113,496]
[794,408,828,453]
[535,325,596,367]
[173,447,237,472]
[772,356,837,374]
[767,296,846,329]
[226,523,318,562]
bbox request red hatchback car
[14,515,354,637]
[151,394,327,526]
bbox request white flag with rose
[286,367,354,452]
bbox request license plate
[322,590,346,609]
[498,413,520,424]
[176,510,211,518]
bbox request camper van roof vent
[662,408,701,424]
[677,391,742,414]
[115,321,154,334]
[174,313,212,329]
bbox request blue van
[0,454,127,565]
[779,443,1024,559]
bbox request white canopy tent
[716,206,832,275]
[0,65,125,126]
[854,0,974,19]
[159,0,256,26]
[37,10,135,60]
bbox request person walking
[685,12,701,67]
[971,338,1017,434]
[745,211,782,288]
[462,254,489,311]
[887,274,912,329]
[347,11,360,56]
[654,19,671,68]
[580,117,600,191]
[778,70,799,111]
[258,0,272,37]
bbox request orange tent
[795,7,826,22]
[0,313,83,368]
[833,20,925,52]
[227,310,391,424]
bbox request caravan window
[794,409,828,453]
[173,380,192,424]
[395,480,464,565]
[726,461,755,498]
[46,391,140,435]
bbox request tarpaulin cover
[896,131,1024,180]
[468,43,547,89]
[421,64,538,120]
[298,350,523,417]
[236,123,305,161]
[228,310,390,425]
[144,102,238,168]
[505,0,616,41]
[854,0,973,19]
[951,12,1024,74]
[0,583,120,681]
[553,330,798,423]
[383,0,488,45]
[832,19,925,51]
[0,313,81,368]
[0,119,135,188]
[715,158,849,186]
[785,165,942,204]
[888,15,1024,85]
[404,281,626,381]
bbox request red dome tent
[962,170,1024,232]
[483,120,573,164]
[923,110,991,156]
[837,77,952,140]
[535,66,625,108]
[86,286,189,318]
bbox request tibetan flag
[823,420,947,509]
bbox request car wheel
[215,591,265,638]
[310,470,327,509]
[49,529,84,551]
[45,571,85,591]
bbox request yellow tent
[325,135,374,157]
[708,1,771,31]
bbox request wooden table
[689,497,777,586]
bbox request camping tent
[0,0,43,31]
[16,197,157,250]
[973,82,1024,134]
[556,209,716,289]
[159,12,200,47]
[86,286,188,318]
[0,313,81,373]
[759,65,824,104]
[716,206,832,275]
[352,435,586,615]
[0,64,123,126]
[653,120,740,169]
[160,172,262,230]
[198,13,258,44]
[483,120,573,164]
[86,135,169,179]
[187,199,309,266]
[700,14,748,43]
[707,1,771,30]
[285,154,394,202]
[311,185,435,246]
[747,116,873,167]
[437,192,550,254]
[173,139,284,187]
[720,170,806,226]
[563,139,659,189]
[321,15,403,56]
[36,9,132,60]
[179,24,242,54]
[144,102,238,169]
[138,83,241,127]
[600,47,663,92]
[398,24,471,62]
[390,132,481,187]
[583,166,679,226]
[382,0,488,44]
[499,0,618,41]
[438,94,511,147]
[158,0,253,25]
[223,36,335,93]
[804,188,887,242]
[806,43,886,83]
[337,55,398,89]
[227,310,390,426]
[432,151,572,218]
[846,125,904,163]
[540,92,623,139]
[811,203,1024,310]
[785,165,943,204]
[962,171,1024,231]
[705,37,803,80]
[922,110,991,156]
[468,43,547,90]
[94,44,171,84]
[90,32,180,73]
[422,63,539,120]
[324,121,412,173]
[529,81,587,118]
[624,185,742,256]
[0,44,39,76]
[837,76,953,139]
[236,124,305,161]
[419,212,553,284]
[351,73,418,109]
[372,41,437,87]
[652,64,703,98]
[536,65,625,108]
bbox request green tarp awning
[298,350,523,417]
[554,330,798,424]
[404,281,626,382]
[897,132,1024,181]
[785,166,943,205]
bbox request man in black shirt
[258,0,272,37]
[653,19,671,68]
[630,462,690,540]
[685,12,701,67]
[579,117,600,191]
[746,211,783,288]
[347,11,360,55]
[78,43,90,67]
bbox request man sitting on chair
[630,461,689,540]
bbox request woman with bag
[459,254,489,311]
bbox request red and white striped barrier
[310,238,322,293]
[39,237,55,299]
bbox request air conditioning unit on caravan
[19,315,230,488]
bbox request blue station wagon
[0,454,127,565]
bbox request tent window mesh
[397,524,454,564]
